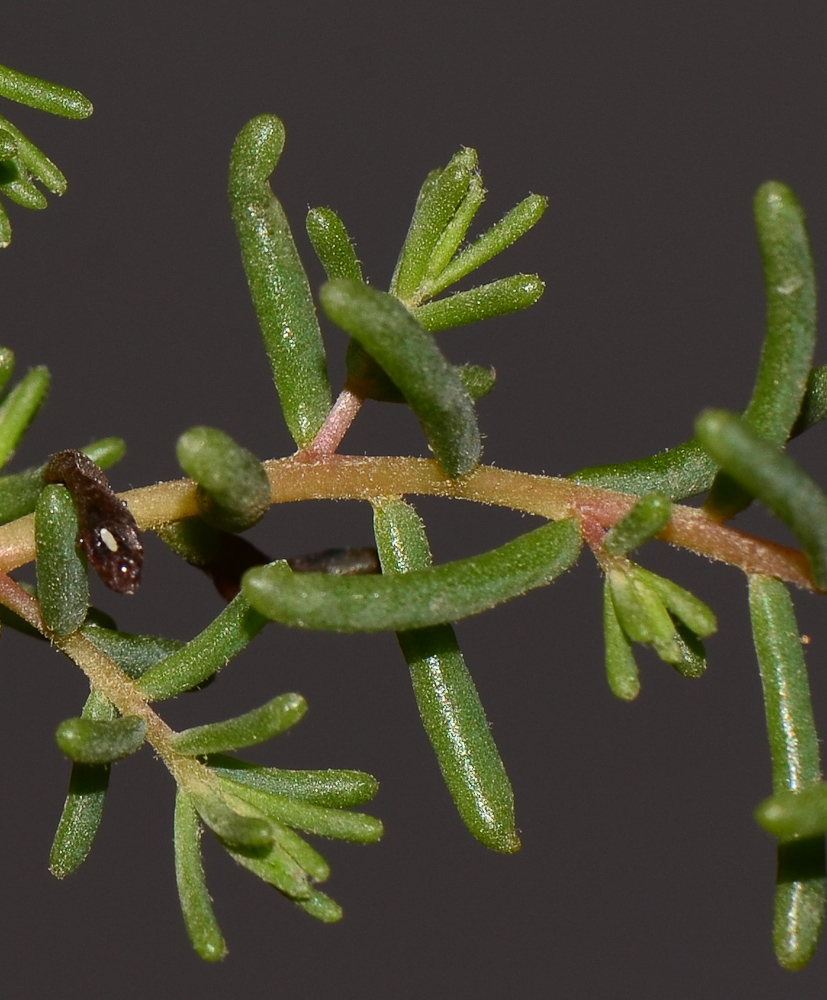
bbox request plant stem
[0,569,207,786]
[0,455,815,590]
[301,388,363,458]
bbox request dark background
[4,3,827,996]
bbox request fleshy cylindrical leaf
[750,576,821,795]
[0,201,10,247]
[305,207,363,281]
[81,623,184,680]
[295,890,343,923]
[744,183,816,444]
[706,182,817,519]
[36,483,89,636]
[757,786,827,839]
[602,577,640,700]
[0,129,17,159]
[390,148,477,301]
[55,715,146,764]
[632,567,717,638]
[414,274,545,333]
[189,788,273,851]
[571,439,717,501]
[425,193,548,298]
[0,169,47,209]
[228,115,331,447]
[0,366,50,468]
[49,688,115,878]
[322,278,480,477]
[696,409,827,589]
[0,64,93,118]
[603,493,672,556]
[137,594,268,701]
[174,789,227,962]
[749,574,824,970]
[607,566,680,659]
[176,426,271,533]
[0,114,66,194]
[172,693,307,755]
[456,364,496,401]
[422,171,486,288]
[793,364,827,435]
[226,841,311,900]
[205,755,379,808]
[243,518,581,632]
[374,498,518,852]
[219,777,383,843]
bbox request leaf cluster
[0,63,92,247]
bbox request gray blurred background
[4,3,827,996]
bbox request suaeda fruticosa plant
[4,62,827,970]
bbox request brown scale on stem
[42,449,143,594]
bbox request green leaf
[189,787,273,851]
[422,170,486,288]
[137,594,268,701]
[0,366,50,468]
[424,193,547,299]
[607,565,681,661]
[218,776,383,843]
[244,518,581,632]
[632,567,717,638]
[603,493,672,556]
[757,786,827,839]
[390,148,477,301]
[607,564,710,677]
[36,483,89,636]
[602,577,640,700]
[321,278,481,477]
[0,200,9,247]
[373,498,518,852]
[456,363,496,401]
[668,623,708,680]
[696,409,827,589]
[228,114,331,447]
[706,182,817,519]
[774,836,826,971]
[749,576,821,796]
[793,363,827,436]
[749,574,824,970]
[0,348,15,395]
[0,128,17,159]
[295,889,343,923]
[305,207,363,281]
[81,623,184,680]
[414,274,545,333]
[226,842,312,900]
[173,789,227,962]
[570,438,717,501]
[55,715,146,764]
[80,436,127,469]
[0,113,66,194]
[0,63,93,118]
[49,689,115,878]
[744,183,816,444]
[172,693,307,755]
[176,426,271,533]
[205,756,379,808]
[0,167,48,209]
[211,795,330,881]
